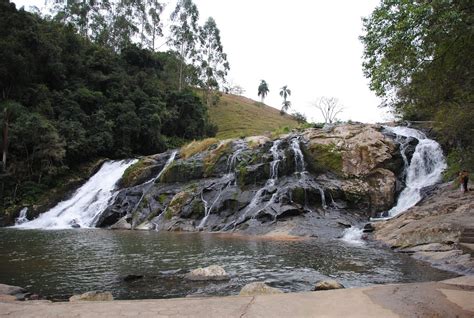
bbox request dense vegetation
[361,0,474,177]
[0,0,222,216]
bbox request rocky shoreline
[371,183,474,275]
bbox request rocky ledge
[373,183,474,274]
[94,123,409,239]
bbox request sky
[12,0,390,123]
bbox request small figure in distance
[459,170,469,193]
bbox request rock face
[184,265,229,281]
[85,124,406,237]
[239,282,283,296]
[373,183,474,274]
[69,291,114,302]
[313,280,345,291]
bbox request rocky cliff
[96,124,409,238]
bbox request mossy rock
[303,143,343,174]
[165,191,192,219]
[120,158,157,188]
[159,161,204,183]
[203,141,232,177]
[236,163,269,187]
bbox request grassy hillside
[209,94,299,139]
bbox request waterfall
[132,151,178,217]
[231,140,285,227]
[291,137,305,173]
[15,160,137,229]
[198,173,233,229]
[384,126,446,217]
[15,208,29,226]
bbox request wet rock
[239,282,283,296]
[0,283,26,296]
[366,168,397,213]
[398,243,453,253]
[236,163,269,186]
[313,279,345,291]
[69,291,114,302]
[336,219,352,228]
[109,217,132,230]
[123,275,144,282]
[363,223,375,233]
[184,265,229,281]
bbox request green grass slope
[209,94,299,139]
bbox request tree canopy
[257,80,269,103]
[361,0,474,174]
[0,0,217,213]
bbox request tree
[170,0,200,91]
[361,0,474,171]
[279,85,291,114]
[313,97,343,124]
[198,17,230,107]
[257,80,269,103]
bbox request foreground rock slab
[1,277,473,317]
[239,282,283,296]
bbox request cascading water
[198,173,233,229]
[229,140,285,228]
[291,137,305,173]
[384,126,447,217]
[15,208,29,226]
[132,151,178,216]
[16,160,137,229]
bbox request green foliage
[361,0,474,170]
[0,1,217,215]
[257,80,269,103]
[157,194,168,204]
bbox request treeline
[361,0,473,177]
[0,0,227,213]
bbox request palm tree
[279,85,291,114]
[257,80,270,103]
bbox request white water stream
[14,207,29,226]
[384,126,446,217]
[15,160,137,229]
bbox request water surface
[0,229,455,300]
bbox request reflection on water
[0,229,455,300]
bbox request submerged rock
[69,291,114,302]
[239,282,283,296]
[184,265,229,281]
[313,279,345,291]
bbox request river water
[0,229,455,300]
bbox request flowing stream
[384,126,446,217]
[15,160,137,229]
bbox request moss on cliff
[203,141,232,177]
[121,159,151,188]
[181,138,219,159]
[304,143,343,174]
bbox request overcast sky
[13,0,389,123]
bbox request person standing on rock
[459,170,469,193]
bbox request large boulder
[184,265,229,281]
[69,291,114,302]
[239,282,283,296]
[313,279,345,291]
[303,124,399,177]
